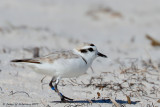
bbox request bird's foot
[60,94,73,103]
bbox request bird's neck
[73,49,95,65]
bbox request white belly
[29,58,89,78]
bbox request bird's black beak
[97,52,107,58]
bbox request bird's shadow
[51,99,138,104]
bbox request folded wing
[11,50,79,64]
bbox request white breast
[29,57,89,78]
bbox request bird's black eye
[80,49,87,53]
[88,48,94,52]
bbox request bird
[11,43,107,102]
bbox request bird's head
[73,43,107,64]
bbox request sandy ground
[0,0,160,107]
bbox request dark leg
[49,77,73,102]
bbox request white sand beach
[0,0,160,106]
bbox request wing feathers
[11,50,80,64]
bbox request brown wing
[11,50,79,64]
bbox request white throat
[73,49,96,65]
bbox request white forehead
[81,45,97,50]
[76,43,97,50]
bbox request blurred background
[0,0,160,58]
[0,0,160,106]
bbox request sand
[0,0,160,107]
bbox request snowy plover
[11,43,107,102]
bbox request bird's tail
[11,59,41,64]
[11,59,28,62]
